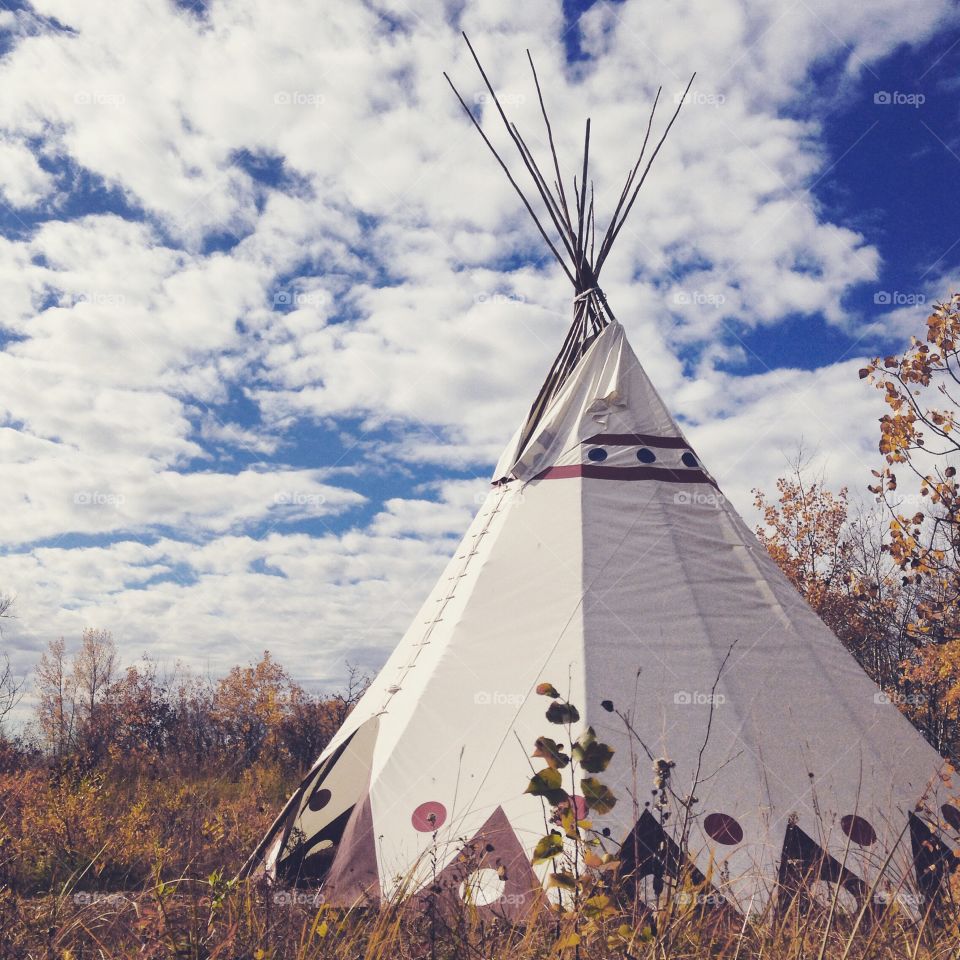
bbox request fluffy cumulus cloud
[0,0,956,697]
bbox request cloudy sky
[0,0,957,696]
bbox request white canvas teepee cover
[250,321,957,915]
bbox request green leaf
[536,682,561,698]
[532,831,565,864]
[580,777,617,814]
[546,701,580,725]
[533,736,570,769]
[573,730,615,773]
[525,767,568,804]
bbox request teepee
[243,40,958,916]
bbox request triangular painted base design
[910,813,959,913]
[415,806,544,921]
[619,810,708,907]
[775,822,868,918]
[322,793,381,906]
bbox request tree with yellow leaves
[861,293,960,756]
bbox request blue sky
[0,0,957,697]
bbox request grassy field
[1,751,958,959]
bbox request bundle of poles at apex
[445,35,695,455]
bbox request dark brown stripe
[535,464,718,487]
[582,433,691,449]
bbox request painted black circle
[587,448,608,462]
[308,787,332,812]
[704,812,744,845]
[681,451,698,468]
[636,448,656,463]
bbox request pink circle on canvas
[412,801,447,832]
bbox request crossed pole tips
[444,34,695,455]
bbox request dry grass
[2,880,959,960]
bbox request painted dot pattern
[840,814,877,846]
[412,801,448,832]
[636,448,656,463]
[681,451,698,468]
[703,812,743,845]
[308,787,332,812]
[587,447,608,462]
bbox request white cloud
[0,139,54,208]
[0,0,956,695]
